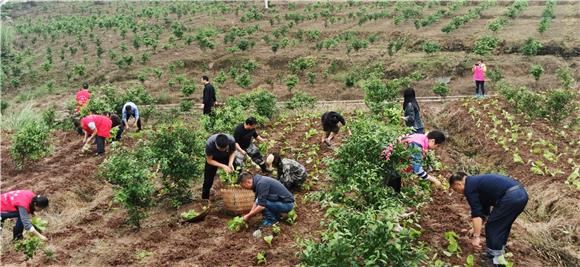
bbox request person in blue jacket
[449,172,528,267]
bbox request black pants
[96,136,106,155]
[475,80,485,95]
[203,103,213,115]
[383,168,402,193]
[202,158,229,199]
[116,117,142,141]
[486,187,528,252]
[1,211,24,240]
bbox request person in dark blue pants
[449,172,528,267]
[238,173,294,226]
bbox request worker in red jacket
[74,113,119,155]
[75,82,90,113]
[0,190,49,241]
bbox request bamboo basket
[221,186,254,214]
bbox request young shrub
[545,88,577,123]
[41,105,57,129]
[11,121,51,169]
[214,70,227,86]
[181,82,196,97]
[286,91,316,110]
[235,71,252,89]
[15,236,44,260]
[100,145,156,227]
[1,99,8,114]
[362,76,413,114]
[473,36,499,56]
[202,98,249,134]
[285,74,299,92]
[432,82,449,98]
[529,64,544,82]
[148,123,206,207]
[555,67,575,89]
[251,89,277,119]
[180,100,193,112]
[422,41,441,55]
[520,38,542,56]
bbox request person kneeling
[238,172,294,226]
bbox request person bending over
[0,190,49,241]
[239,172,294,226]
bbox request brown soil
[0,113,344,266]
[417,98,579,266]
[2,1,579,115]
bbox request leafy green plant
[286,91,316,110]
[287,208,297,224]
[432,82,449,98]
[443,231,461,256]
[271,223,281,235]
[520,38,542,56]
[235,71,252,88]
[285,74,299,92]
[464,254,475,267]
[263,235,273,246]
[11,121,51,169]
[488,67,504,89]
[256,251,267,265]
[529,64,544,82]
[473,36,499,56]
[288,57,316,74]
[422,41,441,55]
[555,67,575,89]
[227,216,248,232]
[180,209,200,220]
[15,236,43,260]
[180,100,193,112]
[148,124,206,207]
[100,145,156,227]
[251,89,277,119]
[31,217,48,233]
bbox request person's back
[253,175,294,203]
[82,115,113,138]
[465,174,519,212]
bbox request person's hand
[471,236,482,249]
[223,165,233,173]
[228,164,235,172]
[243,214,251,222]
[427,176,442,187]
[38,233,48,241]
[242,151,248,157]
[468,228,474,237]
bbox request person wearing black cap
[0,190,49,241]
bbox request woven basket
[221,187,254,214]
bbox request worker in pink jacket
[0,190,49,241]
[473,60,487,98]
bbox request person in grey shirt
[239,173,294,226]
[402,88,424,134]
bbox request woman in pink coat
[472,60,487,97]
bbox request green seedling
[286,208,297,224]
[227,216,247,232]
[180,209,200,220]
[263,235,273,246]
[256,251,267,265]
[271,223,281,235]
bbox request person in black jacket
[202,75,216,115]
[402,88,424,134]
[320,111,351,146]
[449,172,528,266]
[239,172,294,226]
